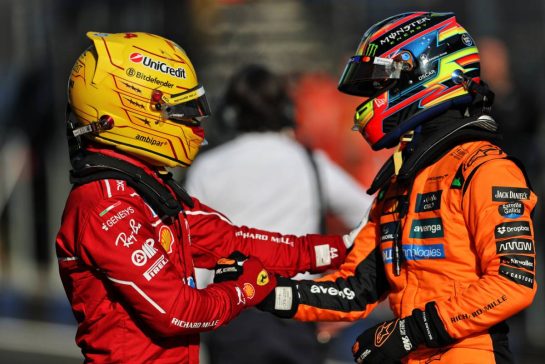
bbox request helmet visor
[163,85,211,123]
[338,56,401,96]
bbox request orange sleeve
[293,216,390,322]
[435,158,537,339]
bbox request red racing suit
[56,148,348,363]
[291,141,537,363]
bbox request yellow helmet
[67,31,211,167]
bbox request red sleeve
[435,159,538,339]
[186,198,348,276]
[293,216,388,322]
[78,195,246,337]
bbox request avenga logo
[310,285,355,300]
[129,52,186,79]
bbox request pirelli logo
[499,265,534,288]
[492,187,530,202]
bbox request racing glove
[213,252,277,308]
[257,276,299,318]
[213,251,248,283]
[352,302,454,364]
[342,214,368,252]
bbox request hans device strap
[70,152,193,219]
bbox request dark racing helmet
[338,12,482,150]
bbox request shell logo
[159,225,174,254]
[243,283,255,300]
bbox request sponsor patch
[143,255,168,281]
[409,218,444,239]
[383,244,445,263]
[415,191,442,212]
[129,52,187,79]
[496,238,534,254]
[499,265,534,288]
[135,134,166,147]
[257,270,270,286]
[115,219,142,247]
[309,284,355,300]
[243,283,255,299]
[492,187,530,202]
[498,201,524,219]
[101,206,134,231]
[158,225,175,253]
[131,238,158,266]
[494,221,531,239]
[380,221,399,242]
[499,255,535,271]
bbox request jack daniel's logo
[492,187,530,202]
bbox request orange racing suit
[291,141,537,363]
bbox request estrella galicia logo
[380,221,399,242]
[495,238,534,254]
[492,187,530,202]
[494,221,531,239]
[415,191,442,212]
[409,218,444,239]
[498,201,524,219]
[383,244,445,264]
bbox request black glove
[352,302,454,363]
[213,251,248,283]
[257,276,299,318]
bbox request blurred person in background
[56,32,357,363]
[253,11,537,364]
[185,64,373,364]
[477,36,541,183]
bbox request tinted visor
[338,56,401,96]
[163,85,211,123]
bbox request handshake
[213,251,276,308]
[213,251,296,315]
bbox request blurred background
[0,0,544,363]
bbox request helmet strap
[393,131,414,175]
